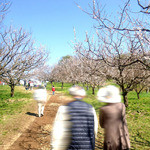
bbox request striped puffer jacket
[67,100,95,150]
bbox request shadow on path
[26,112,38,117]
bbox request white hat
[69,86,86,97]
[97,85,121,103]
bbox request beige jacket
[99,103,130,150]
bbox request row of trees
[74,0,150,106]
[0,1,48,96]
[46,52,149,107]
[39,0,150,107]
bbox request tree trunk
[61,82,64,89]
[135,89,140,99]
[122,92,128,107]
[137,93,140,99]
[86,85,89,91]
[92,87,95,95]
[10,84,15,97]
[72,81,75,86]
[146,87,149,93]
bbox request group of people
[25,80,34,90]
[33,84,130,149]
[51,85,130,150]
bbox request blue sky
[3,0,141,66]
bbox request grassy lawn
[0,85,33,124]
[46,82,72,92]
[126,91,150,150]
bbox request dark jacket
[67,100,95,150]
[99,103,130,150]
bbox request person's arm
[121,103,131,148]
[99,108,104,128]
[122,104,128,125]
[92,107,98,138]
[51,106,72,150]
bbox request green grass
[126,91,150,150]
[47,82,150,150]
[0,85,33,123]
[46,82,73,92]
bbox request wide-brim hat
[69,85,86,97]
[97,85,121,103]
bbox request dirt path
[2,93,72,150]
[1,92,103,150]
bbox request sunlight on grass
[0,85,33,123]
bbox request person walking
[33,86,47,117]
[24,80,26,87]
[28,80,31,89]
[30,81,34,90]
[52,86,55,95]
[97,85,130,150]
[51,85,98,150]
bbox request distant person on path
[28,80,31,89]
[33,85,47,117]
[30,81,34,90]
[44,82,47,88]
[51,85,98,150]
[97,85,130,150]
[24,80,26,87]
[52,86,55,95]
[25,85,28,90]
